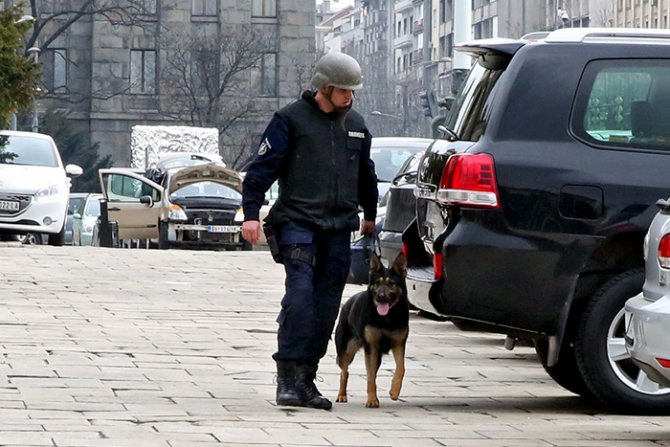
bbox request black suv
[403,28,670,413]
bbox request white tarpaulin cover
[130,125,219,169]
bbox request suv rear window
[572,59,670,152]
[446,62,506,142]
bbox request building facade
[7,0,316,168]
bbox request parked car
[348,137,433,284]
[0,131,82,246]
[98,160,248,250]
[71,193,103,246]
[66,193,89,245]
[401,28,670,413]
[371,137,434,206]
[625,197,670,389]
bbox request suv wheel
[535,339,592,398]
[575,269,670,413]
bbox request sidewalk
[0,244,667,447]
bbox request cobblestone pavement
[0,243,668,447]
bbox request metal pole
[27,47,40,133]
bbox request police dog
[335,252,409,408]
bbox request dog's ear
[392,253,407,278]
[369,252,383,274]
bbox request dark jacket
[242,90,378,231]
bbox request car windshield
[371,146,426,182]
[171,181,241,200]
[0,135,58,167]
[68,196,87,215]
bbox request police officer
[241,52,378,410]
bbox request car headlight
[34,183,62,198]
[167,204,188,221]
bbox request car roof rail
[544,27,670,44]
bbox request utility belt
[263,223,315,266]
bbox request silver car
[625,198,670,389]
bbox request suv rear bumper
[406,265,441,314]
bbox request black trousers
[273,222,352,363]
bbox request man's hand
[242,220,261,245]
[360,219,376,236]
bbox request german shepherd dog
[335,252,409,408]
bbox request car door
[98,169,163,241]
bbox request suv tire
[574,269,670,413]
[535,339,593,399]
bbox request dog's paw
[336,395,348,403]
[365,397,380,408]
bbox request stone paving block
[0,247,669,447]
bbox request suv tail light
[658,234,670,268]
[436,153,500,208]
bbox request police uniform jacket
[242,90,378,231]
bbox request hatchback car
[71,193,103,246]
[347,137,433,284]
[0,131,82,246]
[98,162,247,250]
[625,198,670,389]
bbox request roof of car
[0,130,54,140]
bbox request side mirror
[65,164,83,178]
[73,213,82,219]
[139,195,154,207]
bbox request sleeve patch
[258,137,272,155]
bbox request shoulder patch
[348,131,365,139]
[258,137,271,156]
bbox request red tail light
[436,153,500,208]
[658,234,670,269]
[402,242,409,259]
[657,358,670,368]
[433,252,443,280]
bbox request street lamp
[370,110,401,120]
[27,46,40,133]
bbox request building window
[42,0,68,14]
[130,49,156,94]
[44,49,67,94]
[251,53,276,96]
[192,0,216,16]
[252,0,276,17]
[141,0,157,14]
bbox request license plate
[207,225,240,233]
[0,200,19,211]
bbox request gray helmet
[311,52,363,91]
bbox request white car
[625,198,670,389]
[0,131,82,246]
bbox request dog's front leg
[364,345,381,408]
[389,335,407,400]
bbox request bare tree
[22,0,152,56]
[159,24,275,164]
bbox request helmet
[311,52,363,91]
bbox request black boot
[275,361,303,407]
[296,363,332,410]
